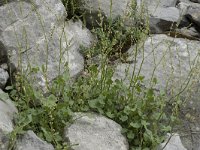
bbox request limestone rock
[177,0,200,29]
[137,0,178,8]
[158,133,187,150]
[114,34,200,91]
[175,26,200,40]
[0,0,95,90]
[0,129,9,150]
[190,0,200,3]
[137,0,180,33]
[0,89,17,133]
[0,68,9,89]
[78,0,132,28]
[185,6,200,29]
[149,7,180,33]
[15,130,54,150]
[64,113,129,150]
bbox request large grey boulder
[64,113,129,150]
[15,130,54,150]
[0,0,94,89]
[114,34,200,91]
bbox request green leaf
[0,92,9,101]
[106,112,114,118]
[88,99,97,109]
[162,126,172,132]
[41,127,53,142]
[41,94,57,108]
[130,122,141,129]
[127,131,135,140]
[141,120,150,128]
[5,86,13,90]
[152,77,157,84]
[119,115,128,122]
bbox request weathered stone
[114,34,200,91]
[0,63,8,70]
[190,0,200,3]
[175,26,200,40]
[137,0,180,33]
[137,0,178,8]
[0,89,17,133]
[0,68,9,89]
[177,0,200,28]
[15,130,54,150]
[158,133,187,150]
[78,0,132,28]
[0,129,9,150]
[0,0,95,89]
[64,113,129,150]
[185,6,200,29]
[149,7,180,33]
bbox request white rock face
[158,133,187,150]
[64,113,129,150]
[15,130,54,150]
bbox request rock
[0,129,9,150]
[190,0,200,3]
[0,63,8,71]
[185,6,200,29]
[175,26,200,40]
[113,34,200,91]
[0,68,9,89]
[149,7,180,33]
[0,0,95,90]
[78,0,132,28]
[177,0,200,29]
[64,113,129,150]
[137,0,177,9]
[158,133,187,150]
[15,130,54,150]
[0,89,17,133]
[137,0,180,33]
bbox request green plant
[6,0,180,150]
[62,0,82,20]
[8,72,72,150]
[66,63,176,149]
